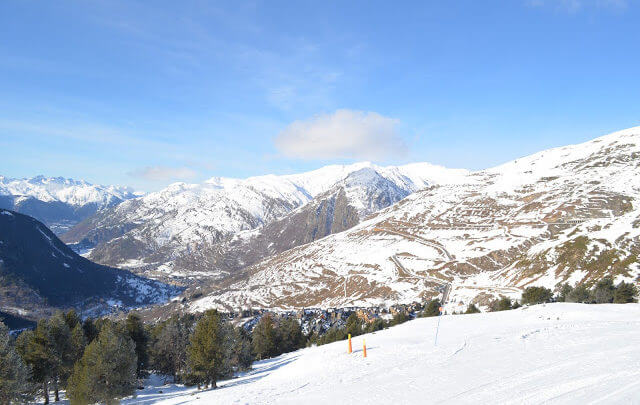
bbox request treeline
[0,310,240,404]
[1,310,156,404]
[3,304,445,403]
[0,310,309,404]
[481,277,638,313]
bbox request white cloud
[128,166,197,182]
[274,109,407,161]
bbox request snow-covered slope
[120,303,640,404]
[64,162,467,282]
[192,126,640,311]
[0,175,137,233]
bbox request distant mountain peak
[0,175,139,234]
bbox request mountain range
[61,162,467,284]
[185,126,640,312]
[2,126,639,319]
[0,175,138,234]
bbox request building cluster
[232,302,424,336]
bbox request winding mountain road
[375,227,454,261]
[379,225,521,307]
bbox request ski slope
[128,303,640,404]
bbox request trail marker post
[363,338,367,358]
[348,333,352,354]
[435,306,444,346]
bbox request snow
[198,126,640,310]
[0,210,13,216]
[114,304,640,404]
[0,175,137,206]
[37,226,74,260]
[86,160,468,273]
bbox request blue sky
[1,0,639,191]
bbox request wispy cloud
[0,118,172,150]
[87,3,349,113]
[127,166,197,182]
[274,109,407,161]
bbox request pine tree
[215,322,254,379]
[66,323,137,405]
[67,324,86,382]
[317,326,347,345]
[521,286,553,305]
[251,314,278,360]
[489,296,513,311]
[613,282,638,303]
[567,284,590,303]
[390,312,409,326]
[125,313,149,378]
[0,321,32,405]
[591,277,615,304]
[231,326,253,372]
[63,310,81,330]
[365,318,386,333]
[81,318,98,344]
[93,318,115,337]
[422,299,442,317]
[16,320,55,404]
[276,317,304,354]
[47,313,73,402]
[150,316,191,382]
[557,283,573,302]
[345,313,363,337]
[186,310,225,389]
[465,304,480,314]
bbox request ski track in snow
[45,303,640,405]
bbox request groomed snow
[117,303,640,404]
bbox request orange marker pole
[363,338,367,358]
[348,333,352,354]
[435,306,444,346]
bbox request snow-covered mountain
[63,162,468,282]
[0,175,137,233]
[190,126,640,312]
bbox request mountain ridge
[187,126,640,312]
[0,209,178,322]
[64,161,468,283]
[0,175,138,233]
